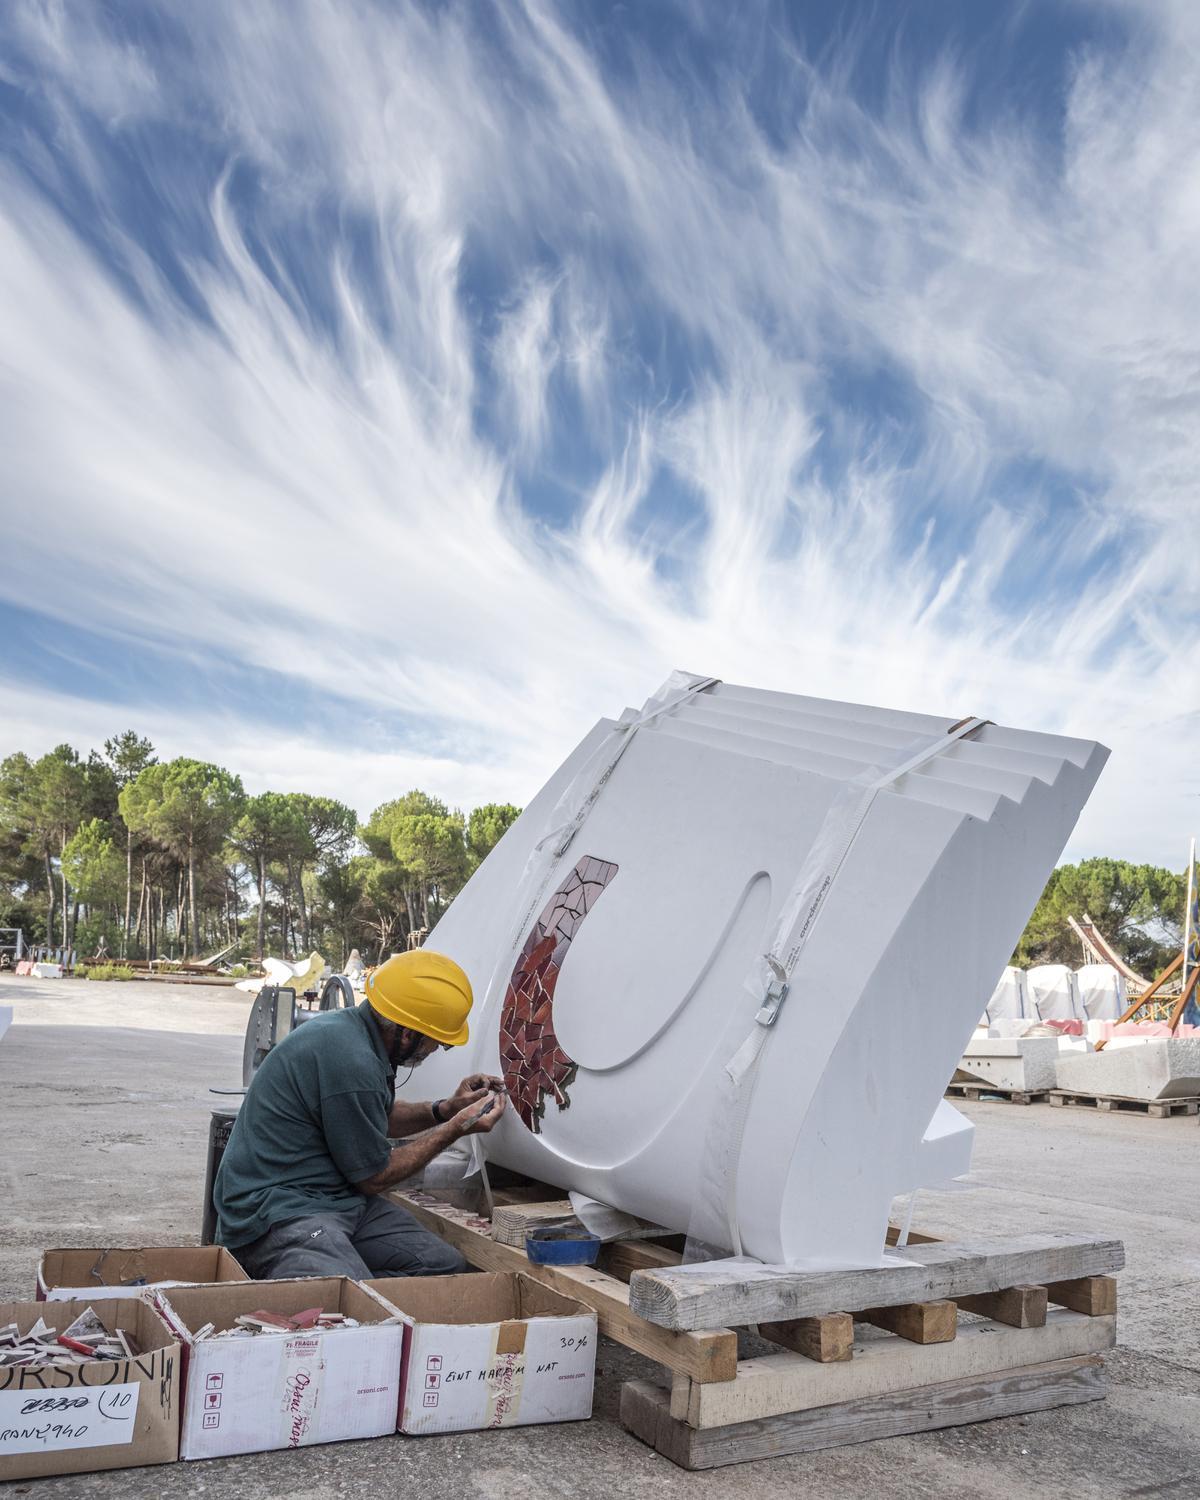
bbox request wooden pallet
[622,1354,1106,1468]
[1049,1090,1200,1119]
[945,1081,1051,1106]
[386,1184,735,1382]
[389,1179,1122,1468]
[628,1250,1119,1469]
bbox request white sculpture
[1076,963,1125,1021]
[344,948,367,990]
[1027,963,1084,1022]
[414,675,1107,1266]
[235,951,327,995]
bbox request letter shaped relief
[500,857,618,1131]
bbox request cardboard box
[366,1271,596,1434]
[0,1296,179,1483]
[38,1245,249,1302]
[157,1278,403,1460]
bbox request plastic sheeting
[1027,963,1084,1022]
[984,966,1029,1022]
[1076,963,1126,1021]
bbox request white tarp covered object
[1076,962,1126,1021]
[412,676,1107,1267]
[984,966,1029,1022]
[1027,963,1084,1022]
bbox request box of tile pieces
[0,1297,180,1483]
[155,1277,403,1460]
[365,1272,596,1434]
[38,1245,249,1302]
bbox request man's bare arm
[388,1097,462,1136]
[387,1078,502,1136]
[357,1093,506,1195]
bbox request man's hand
[359,1090,507,1194]
[452,1073,506,1102]
[450,1090,507,1136]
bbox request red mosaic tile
[499,854,619,1132]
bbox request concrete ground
[2,973,1198,1498]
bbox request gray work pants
[235,1195,467,1280]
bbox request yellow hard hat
[364,950,473,1046]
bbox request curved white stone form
[1077,963,1125,1021]
[416,677,1107,1266]
[1027,964,1084,1022]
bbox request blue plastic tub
[525,1225,602,1266]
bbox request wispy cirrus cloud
[0,0,1196,860]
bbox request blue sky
[0,0,1196,863]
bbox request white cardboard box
[38,1245,249,1302]
[366,1271,596,1434]
[156,1277,403,1460]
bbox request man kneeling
[215,949,504,1279]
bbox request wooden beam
[957,1284,1047,1328]
[621,1355,1107,1469]
[884,1226,942,1246]
[670,1310,1114,1430]
[386,1188,737,1383]
[1046,1275,1117,1317]
[1097,951,1184,1045]
[629,1232,1124,1331]
[490,1199,577,1247]
[859,1300,957,1344]
[1166,964,1200,1035]
[669,1371,693,1421]
[598,1239,684,1283]
[758,1312,854,1363]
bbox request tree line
[1,733,1189,977]
[0,732,520,965]
[1012,856,1188,975]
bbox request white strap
[536,675,721,862]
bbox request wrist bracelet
[431,1099,446,1124]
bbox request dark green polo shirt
[214,1001,395,1249]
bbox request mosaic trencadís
[499,855,619,1131]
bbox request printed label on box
[398,1310,596,1434]
[0,1383,141,1456]
[279,1335,323,1449]
[170,1285,403,1461]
